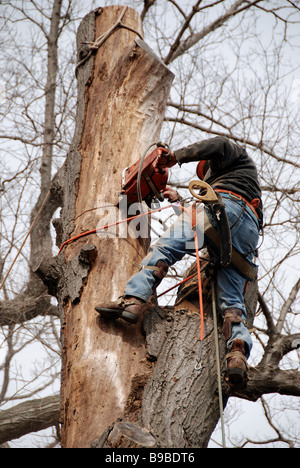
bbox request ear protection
[196,160,209,180]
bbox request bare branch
[164,0,203,64]
[165,116,300,168]
[257,291,276,337]
[164,0,264,64]
[141,0,157,21]
[276,277,300,334]
[0,394,60,445]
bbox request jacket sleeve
[174,136,241,168]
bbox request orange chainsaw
[121,145,171,206]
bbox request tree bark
[0,395,60,445]
[57,6,174,448]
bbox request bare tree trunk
[55,6,174,448]
[34,5,263,450]
[31,0,63,264]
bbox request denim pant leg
[216,197,260,356]
[125,209,206,302]
[217,265,252,356]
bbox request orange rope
[58,204,173,254]
[157,273,196,298]
[59,201,206,367]
[194,223,205,342]
[191,203,205,370]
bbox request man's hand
[161,185,179,202]
[154,150,177,169]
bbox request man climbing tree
[1,1,299,449]
[95,135,263,388]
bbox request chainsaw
[121,144,171,206]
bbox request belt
[215,189,259,220]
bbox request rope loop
[75,6,144,76]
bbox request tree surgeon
[95,136,263,387]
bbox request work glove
[154,149,177,169]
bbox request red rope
[191,203,205,344]
[58,204,173,254]
[59,201,205,363]
[157,273,196,298]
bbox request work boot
[225,339,249,387]
[222,307,246,341]
[95,296,144,324]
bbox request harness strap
[215,189,260,220]
[223,309,247,328]
[203,211,258,282]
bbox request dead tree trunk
[37,6,257,449]
[57,6,174,448]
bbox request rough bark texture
[55,6,174,448]
[0,395,60,445]
[92,272,257,449]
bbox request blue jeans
[125,194,259,356]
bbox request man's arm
[173,136,241,167]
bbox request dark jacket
[174,136,263,227]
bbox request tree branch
[234,366,300,402]
[257,291,276,337]
[141,0,157,21]
[276,277,300,334]
[0,290,60,327]
[164,0,264,64]
[165,115,300,168]
[0,394,60,445]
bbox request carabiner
[194,341,203,372]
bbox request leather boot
[225,339,249,387]
[222,307,246,341]
[95,296,144,324]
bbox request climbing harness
[189,179,232,268]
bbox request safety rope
[58,203,173,254]
[191,202,205,371]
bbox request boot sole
[95,307,139,324]
[226,368,247,386]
